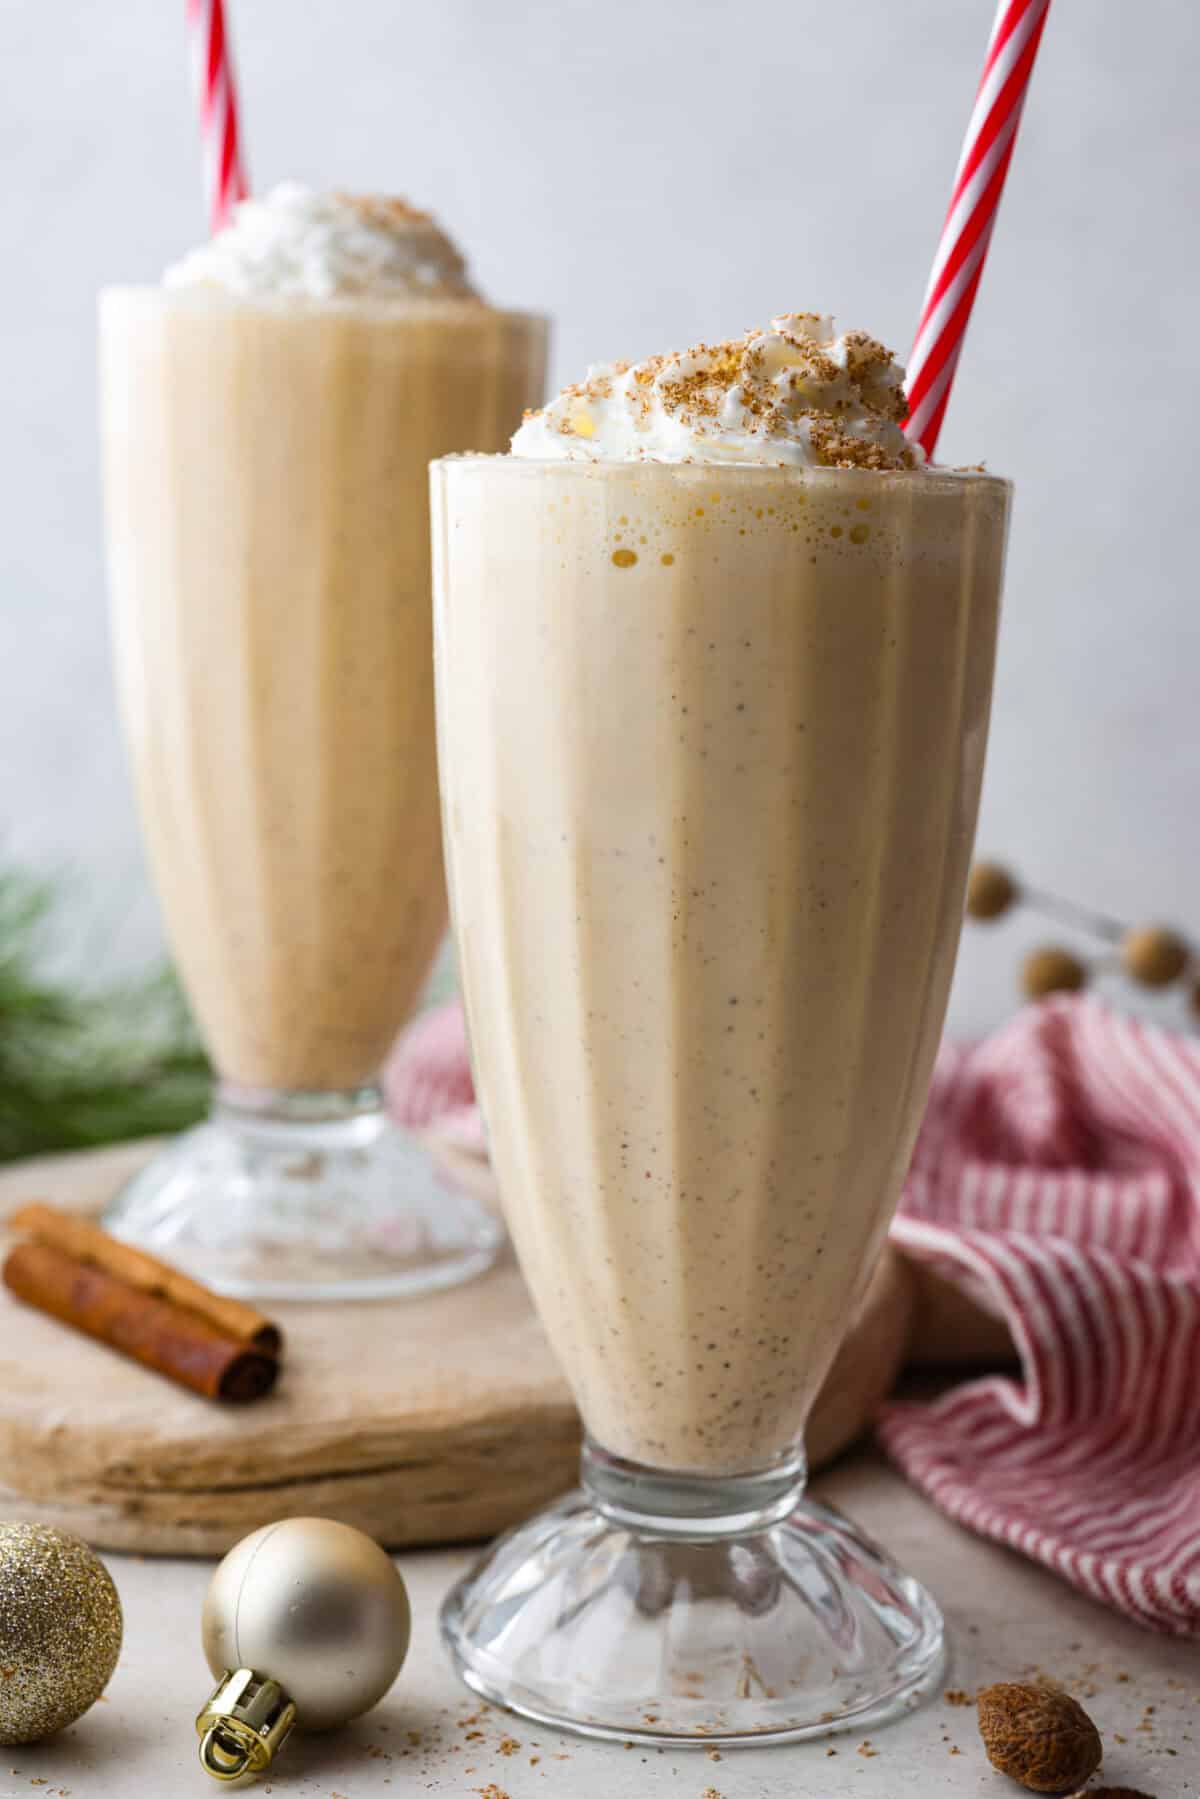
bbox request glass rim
[431,453,1011,498]
[97,286,548,330]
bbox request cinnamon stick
[2,1240,278,1403]
[8,1203,281,1354]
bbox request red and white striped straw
[903,0,1052,461]
[186,0,249,235]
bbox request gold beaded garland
[1120,925,1190,989]
[0,1524,122,1745]
[1021,947,1089,1001]
[968,858,1196,1013]
[966,861,1019,921]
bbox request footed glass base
[441,1443,944,1746]
[104,1083,503,1302]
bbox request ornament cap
[196,1668,296,1783]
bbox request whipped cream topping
[512,314,919,469]
[164,182,480,301]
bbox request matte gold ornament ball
[0,1523,122,1745]
[202,1517,410,1732]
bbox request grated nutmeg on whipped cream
[512,314,921,469]
[163,182,481,301]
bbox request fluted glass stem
[582,1439,807,1538]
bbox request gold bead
[966,860,1019,921]
[1120,925,1190,989]
[0,1524,122,1745]
[1021,946,1088,1001]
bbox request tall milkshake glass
[432,315,1009,1740]
[99,188,547,1299]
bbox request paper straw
[903,0,1052,460]
[186,0,249,234]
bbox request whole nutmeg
[967,860,1019,921]
[1021,947,1089,1001]
[1078,1790,1157,1798]
[1120,924,1189,989]
[977,1681,1103,1793]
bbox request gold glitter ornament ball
[0,1524,122,1744]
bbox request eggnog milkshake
[435,313,1009,1740]
[101,186,546,1297]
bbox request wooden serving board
[0,1141,915,1555]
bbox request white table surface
[4,1448,1194,1799]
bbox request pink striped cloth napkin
[386,995,1200,1636]
[882,997,1199,1637]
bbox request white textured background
[3,0,1198,1032]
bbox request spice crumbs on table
[944,1688,974,1705]
[498,1737,521,1756]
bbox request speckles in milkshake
[436,458,1009,1476]
[612,548,638,569]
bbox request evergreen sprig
[0,868,211,1163]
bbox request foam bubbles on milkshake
[513,313,921,469]
[164,182,480,301]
